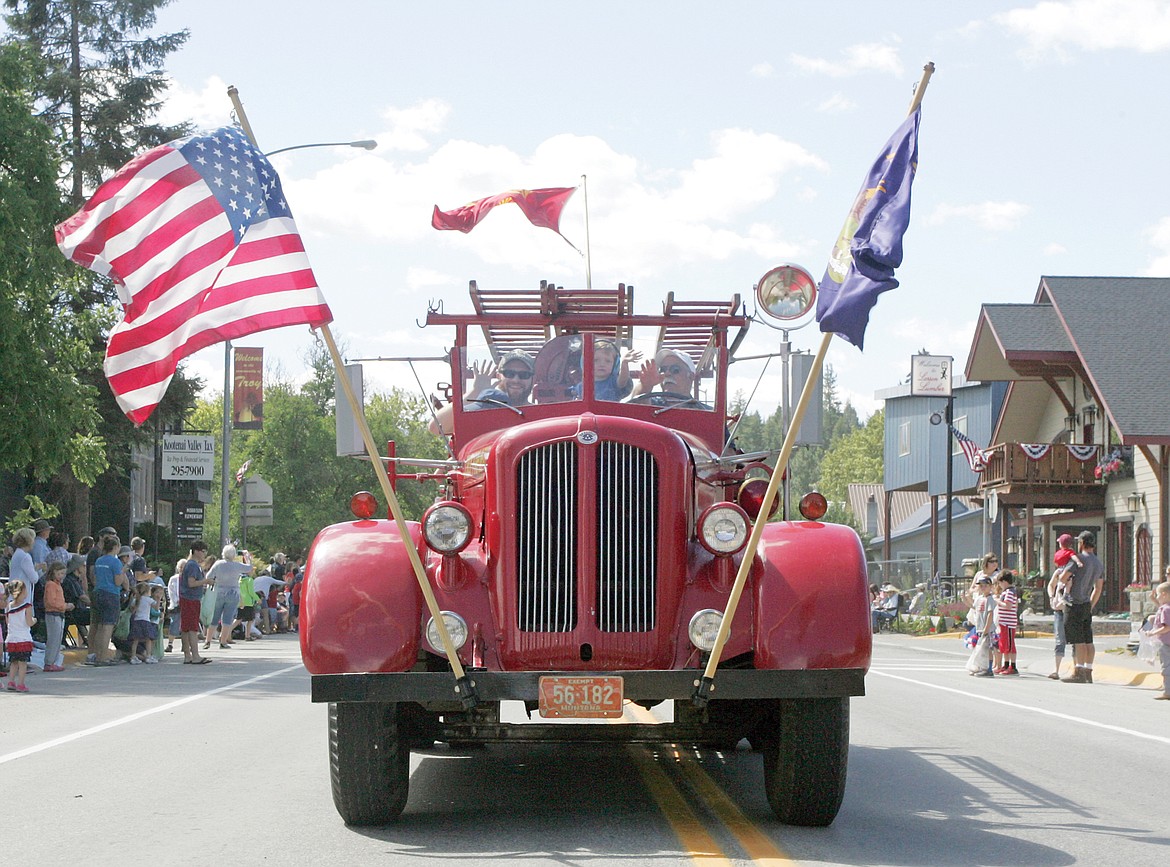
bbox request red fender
[300,519,424,674]
[752,521,872,671]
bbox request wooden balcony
[978,442,1106,509]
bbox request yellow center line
[627,703,796,865]
[630,746,734,867]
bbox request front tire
[760,697,849,826]
[329,702,410,825]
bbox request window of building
[898,421,911,457]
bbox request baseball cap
[499,349,535,372]
[118,545,133,557]
[98,526,117,537]
[976,576,993,584]
[654,349,696,374]
[68,554,86,572]
[33,519,53,532]
[1057,533,1074,546]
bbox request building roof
[966,276,1170,445]
[847,483,979,540]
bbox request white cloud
[925,201,1030,231]
[995,0,1170,57]
[1043,241,1068,255]
[817,93,857,114]
[1142,215,1170,275]
[376,99,451,151]
[157,75,235,129]
[283,119,828,282]
[751,61,776,78]
[790,42,904,77]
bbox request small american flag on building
[56,125,333,425]
[951,426,988,473]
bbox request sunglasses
[658,364,687,376]
[501,369,533,380]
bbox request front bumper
[310,667,866,704]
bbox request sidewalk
[916,625,1164,690]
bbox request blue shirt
[179,558,205,601]
[94,554,123,595]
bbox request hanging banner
[233,347,264,430]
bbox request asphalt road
[2,631,1166,866]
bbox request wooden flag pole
[692,62,936,705]
[226,87,477,705]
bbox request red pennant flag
[432,187,576,236]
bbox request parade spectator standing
[8,528,39,602]
[41,561,73,671]
[1046,534,1079,679]
[179,541,212,664]
[31,518,52,576]
[202,545,253,649]
[165,560,185,653]
[238,570,259,640]
[994,572,1019,675]
[88,535,127,666]
[1061,530,1106,684]
[1139,581,1170,701]
[127,582,159,664]
[86,527,118,653]
[966,576,997,677]
[4,579,37,691]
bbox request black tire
[328,702,410,825]
[759,697,849,826]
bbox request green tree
[0,40,107,485]
[818,409,884,526]
[3,0,189,205]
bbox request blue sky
[115,2,1170,415]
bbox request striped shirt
[997,586,1019,629]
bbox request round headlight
[688,609,724,652]
[350,491,378,520]
[425,611,468,653]
[423,502,473,554]
[799,492,828,521]
[697,503,750,555]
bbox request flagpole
[221,341,232,548]
[692,62,936,706]
[226,87,477,706]
[581,174,592,289]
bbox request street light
[264,139,378,157]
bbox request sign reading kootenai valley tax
[161,435,217,480]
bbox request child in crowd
[149,585,166,661]
[5,578,37,691]
[995,572,1020,675]
[42,561,74,672]
[966,576,997,677]
[127,581,160,664]
[1053,533,1082,572]
[1141,581,1170,701]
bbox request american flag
[951,426,988,473]
[235,459,251,485]
[56,125,333,425]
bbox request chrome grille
[596,442,658,631]
[516,441,578,631]
[515,440,658,633]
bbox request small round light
[697,503,750,555]
[688,609,724,651]
[799,492,828,521]
[737,478,780,521]
[350,491,378,520]
[423,502,473,554]
[426,611,468,652]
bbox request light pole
[265,139,377,157]
[217,135,378,547]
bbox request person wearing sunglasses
[629,349,698,400]
[429,349,536,435]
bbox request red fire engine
[301,280,871,827]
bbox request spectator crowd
[2,518,305,692]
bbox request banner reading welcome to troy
[233,347,264,429]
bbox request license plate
[538,675,624,718]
